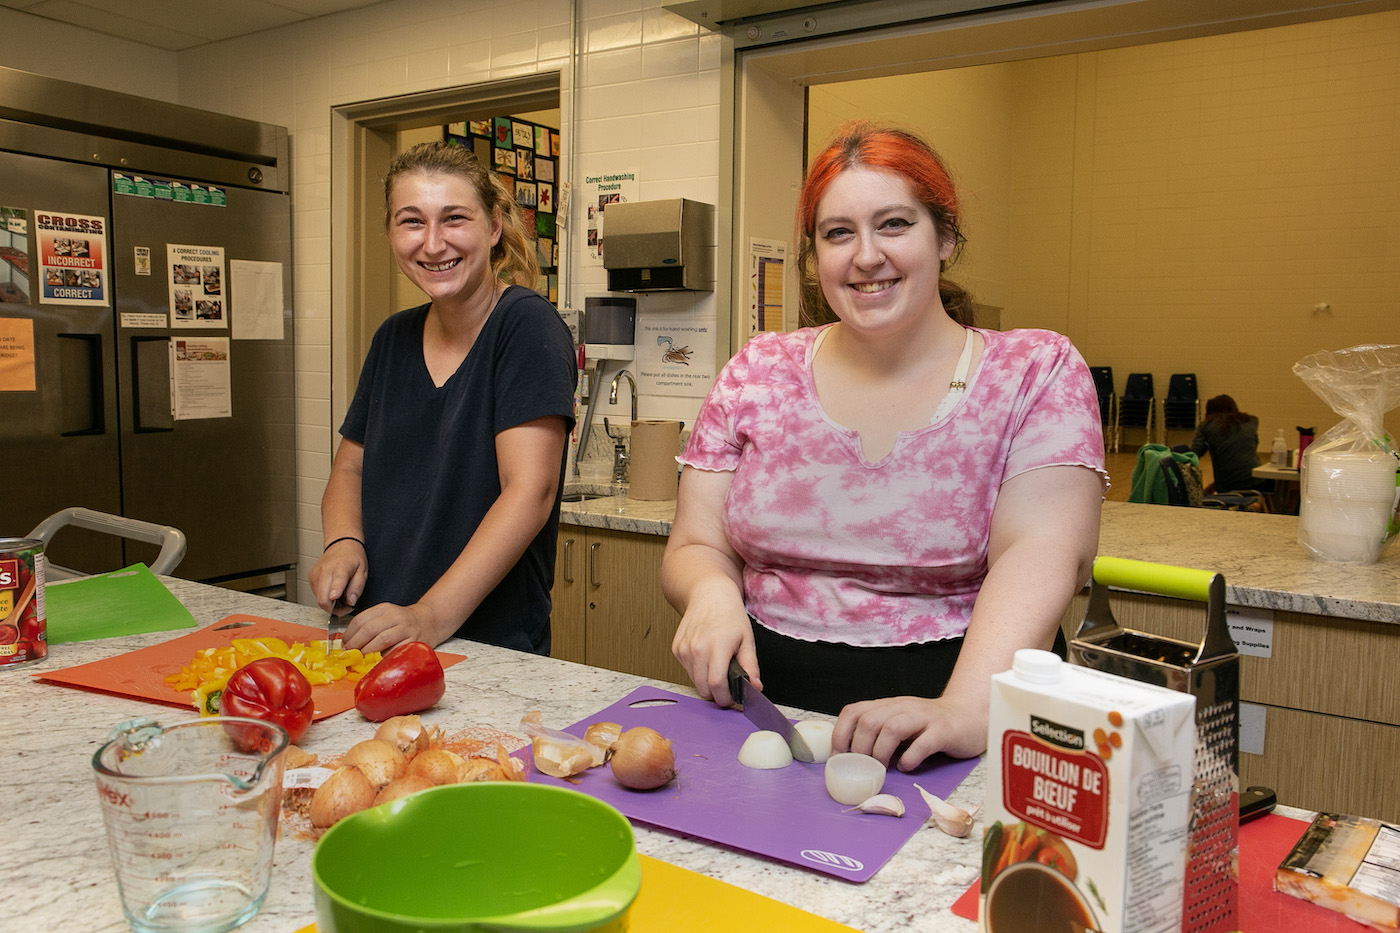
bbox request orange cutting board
[36,615,467,720]
[292,853,858,932]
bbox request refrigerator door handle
[57,332,106,436]
[131,336,174,432]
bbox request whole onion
[374,774,436,806]
[310,766,375,828]
[341,739,406,789]
[609,726,676,790]
[405,748,464,785]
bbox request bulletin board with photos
[445,118,560,304]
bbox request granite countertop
[1095,501,1400,623]
[563,488,1400,625]
[2,579,984,933]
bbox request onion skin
[458,758,501,782]
[609,726,676,790]
[310,766,375,828]
[374,715,437,757]
[583,721,623,755]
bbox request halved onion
[737,730,793,770]
[794,720,834,763]
[824,752,886,805]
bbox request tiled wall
[168,0,721,603]
[4,0,721,604]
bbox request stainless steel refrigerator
[0,66,296,596]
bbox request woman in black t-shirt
[308,142,576,655]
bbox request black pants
[749,617,1068,717]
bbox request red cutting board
[951,813,1370,930]
[35,615,467,720]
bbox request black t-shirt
[340,286,577,654]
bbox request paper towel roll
[628,420,682,501]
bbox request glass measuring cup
[92,716,289,933]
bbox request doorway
[329,72,562,429]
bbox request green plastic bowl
[312,782,639,933]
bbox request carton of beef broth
[981,649,1196,933]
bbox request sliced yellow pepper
[164,635,382,714]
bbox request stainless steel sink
[560,491,593,503]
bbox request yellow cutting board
[296,853,858,932]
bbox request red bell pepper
[353,641,445,722]
[220,657,314,744]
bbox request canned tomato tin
[0,537,46,666]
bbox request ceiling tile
[1,0,394,50]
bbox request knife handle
[726,658,747,708]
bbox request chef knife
[325,595,347,653]
[727,658,815,762]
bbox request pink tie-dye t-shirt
[679,326,1106,647]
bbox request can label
[0,537,46,665]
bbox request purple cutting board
[529,686,980,883]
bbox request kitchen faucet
[607,369,638,486]
[609,369,638,423]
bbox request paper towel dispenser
[603,198,714,292]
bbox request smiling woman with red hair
[663,122,1107,770]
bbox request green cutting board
[43,564,197,644]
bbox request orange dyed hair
[796,121,970,327]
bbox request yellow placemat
[294,853,858,932]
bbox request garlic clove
[852,793,905,817]
[914,783,979,837]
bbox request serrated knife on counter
[727,658,815,762]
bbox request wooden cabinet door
[549,528,586,664]
[583,528,688,685]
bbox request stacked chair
[1162,373,1200,434]
[1118,373,1156,447]
[1090,366,1119,453]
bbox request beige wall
[808,10,1400,447]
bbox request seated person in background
[661,122,1107,772]
[1188,394,1268,494]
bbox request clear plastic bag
[1291,345,1400,561]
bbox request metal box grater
[1069,557,1239,933]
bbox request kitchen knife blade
[727,658,815,762]
[325,596,347,653]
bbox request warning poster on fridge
[37,210,109,307]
